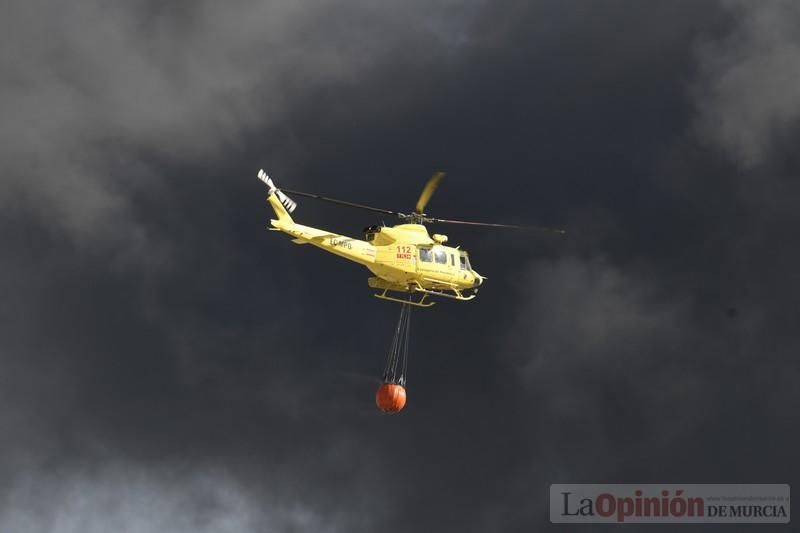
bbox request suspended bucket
[376,382,407,413]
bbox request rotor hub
[399,212,433,225]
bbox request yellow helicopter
[258,169,563,307]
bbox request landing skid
[412,284,477,302]
[374,288,435,308]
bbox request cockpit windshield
[459,251,471,271]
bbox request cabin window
[419,248,433,262]
[459,255,467,270]
[434,249,447,264]
[451,254,455,266]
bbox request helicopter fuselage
[266,192,482,306]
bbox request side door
[445,248,460,283]
[418,246,452,282]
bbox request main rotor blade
[281,189,398,216]
[431,217,566,234]
[415,171,445,214]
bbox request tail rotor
[258,169,297,213]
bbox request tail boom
[259,170,375,266]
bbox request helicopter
[257,169,563,308]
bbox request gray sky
[1,1,798,531]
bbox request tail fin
[258,169,297,224]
